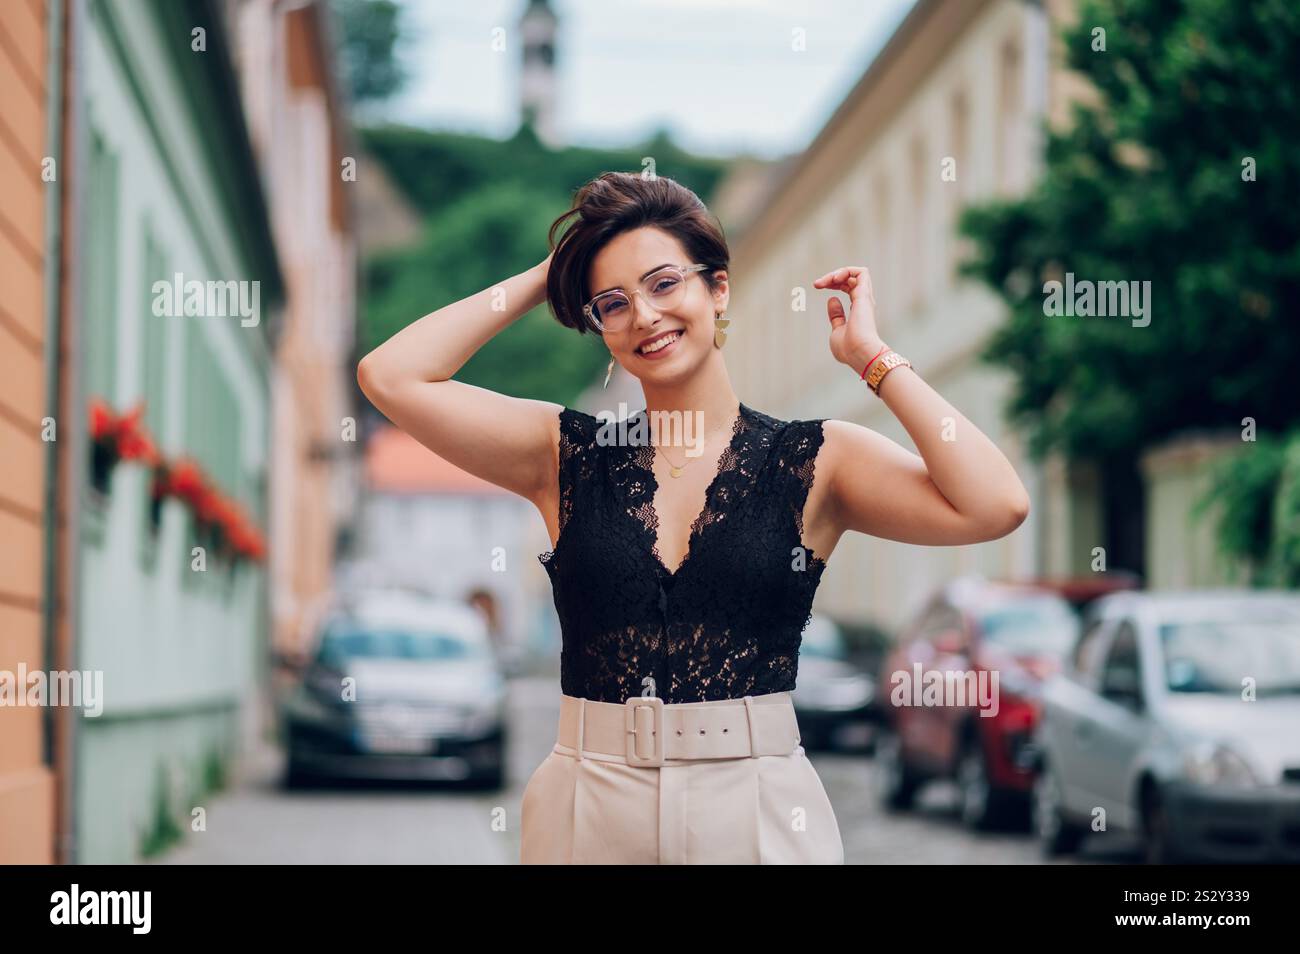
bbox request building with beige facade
[721,0,1097,631]
[231,0,362,664]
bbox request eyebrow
[591,263,673,298]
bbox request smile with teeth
[638,331,682,354]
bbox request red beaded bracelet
[859,344,890,380]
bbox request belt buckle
[624,695,665,767]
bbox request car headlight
[459,702,503,736]
[1182,741,1260,788]
[288,687,344,724]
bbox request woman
[357,171,1030,864]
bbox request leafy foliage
[1192,432,1284,577]
[331,0,408,105]
[959,0,1300,462]
[1266,434,1300,587]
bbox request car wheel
[1141,787,1183,865]
[1033,763,1084,857]
[874,726,918,811]
[956,739,1004,830]
[284,755,316,790]
[473,761,506,792]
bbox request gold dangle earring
[603,354,615,388]
[714,311,730,348]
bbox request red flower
[243,527,267,561]
[87,398,267,564]
[116,405,160,467]
[89,398,118,441]
[167,459,208,508]
[196,485,226,526]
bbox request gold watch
[864,350,912,396]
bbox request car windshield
[1159,612,1300,695]
[800,617,844,659]
[978,597,1079,658]
[316,622,485,664]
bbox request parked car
[792,613,875,751]
[875,576,1080,829]
[1030,589,1300,863]
[1008,571,1142,622]
[281,591,508,789]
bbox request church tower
[518,0,560,146]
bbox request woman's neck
[639,353,741,450]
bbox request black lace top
[538,401,830,704]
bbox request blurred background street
[2,0,1298,865]
[150,673,1142,865]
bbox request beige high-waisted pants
[520,691,844,865]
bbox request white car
[1031,589,1300,863]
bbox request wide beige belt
[556,692,801,767]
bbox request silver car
[791,613,875,751]
[282,592,508,789]
[1031,589,1300,863]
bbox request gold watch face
[868,353,906,392]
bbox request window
[182,326,243,587]
[918,602,966,654]
[85,129,120,402]
[1159,612,1300,695]
[872,173,891,323]
[997,38,1023,195]
[1099,620,1143,708]
[83,127,121,542]
[947,89,970,283]
[907,135,927,314]
[140,224,168,569]
[1070,618,1110,685]
[978,596,1078,659]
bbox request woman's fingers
[827,295,847,328]
[813,266,851,287]
[813,265,869,291]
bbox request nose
[629,289,660,327]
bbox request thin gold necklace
[652,406,740,479]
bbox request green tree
[331,0,407,106]
[960,0,1300,463]
[959,0,1300,577]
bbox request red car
[874,576,1094,829]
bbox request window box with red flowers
[86,398,266,574]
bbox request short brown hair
[545,172,730,334]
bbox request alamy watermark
[152,271,261,327]
[50,884,150,933]
[1,665,103,717]
[595,401,707,455]
[1043,272,1151,327]
[889,664,1000,718]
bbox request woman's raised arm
[356,255,563,507]
[815,265,1031,547]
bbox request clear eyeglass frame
[582,263,712,334]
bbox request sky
[381,0,919,159]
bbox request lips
[636,329,683,356]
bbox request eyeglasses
[582,263,711,333]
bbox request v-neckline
[639,402,749,580]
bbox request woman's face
[587,226,728,386]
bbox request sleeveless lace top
[537,402,829,704]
